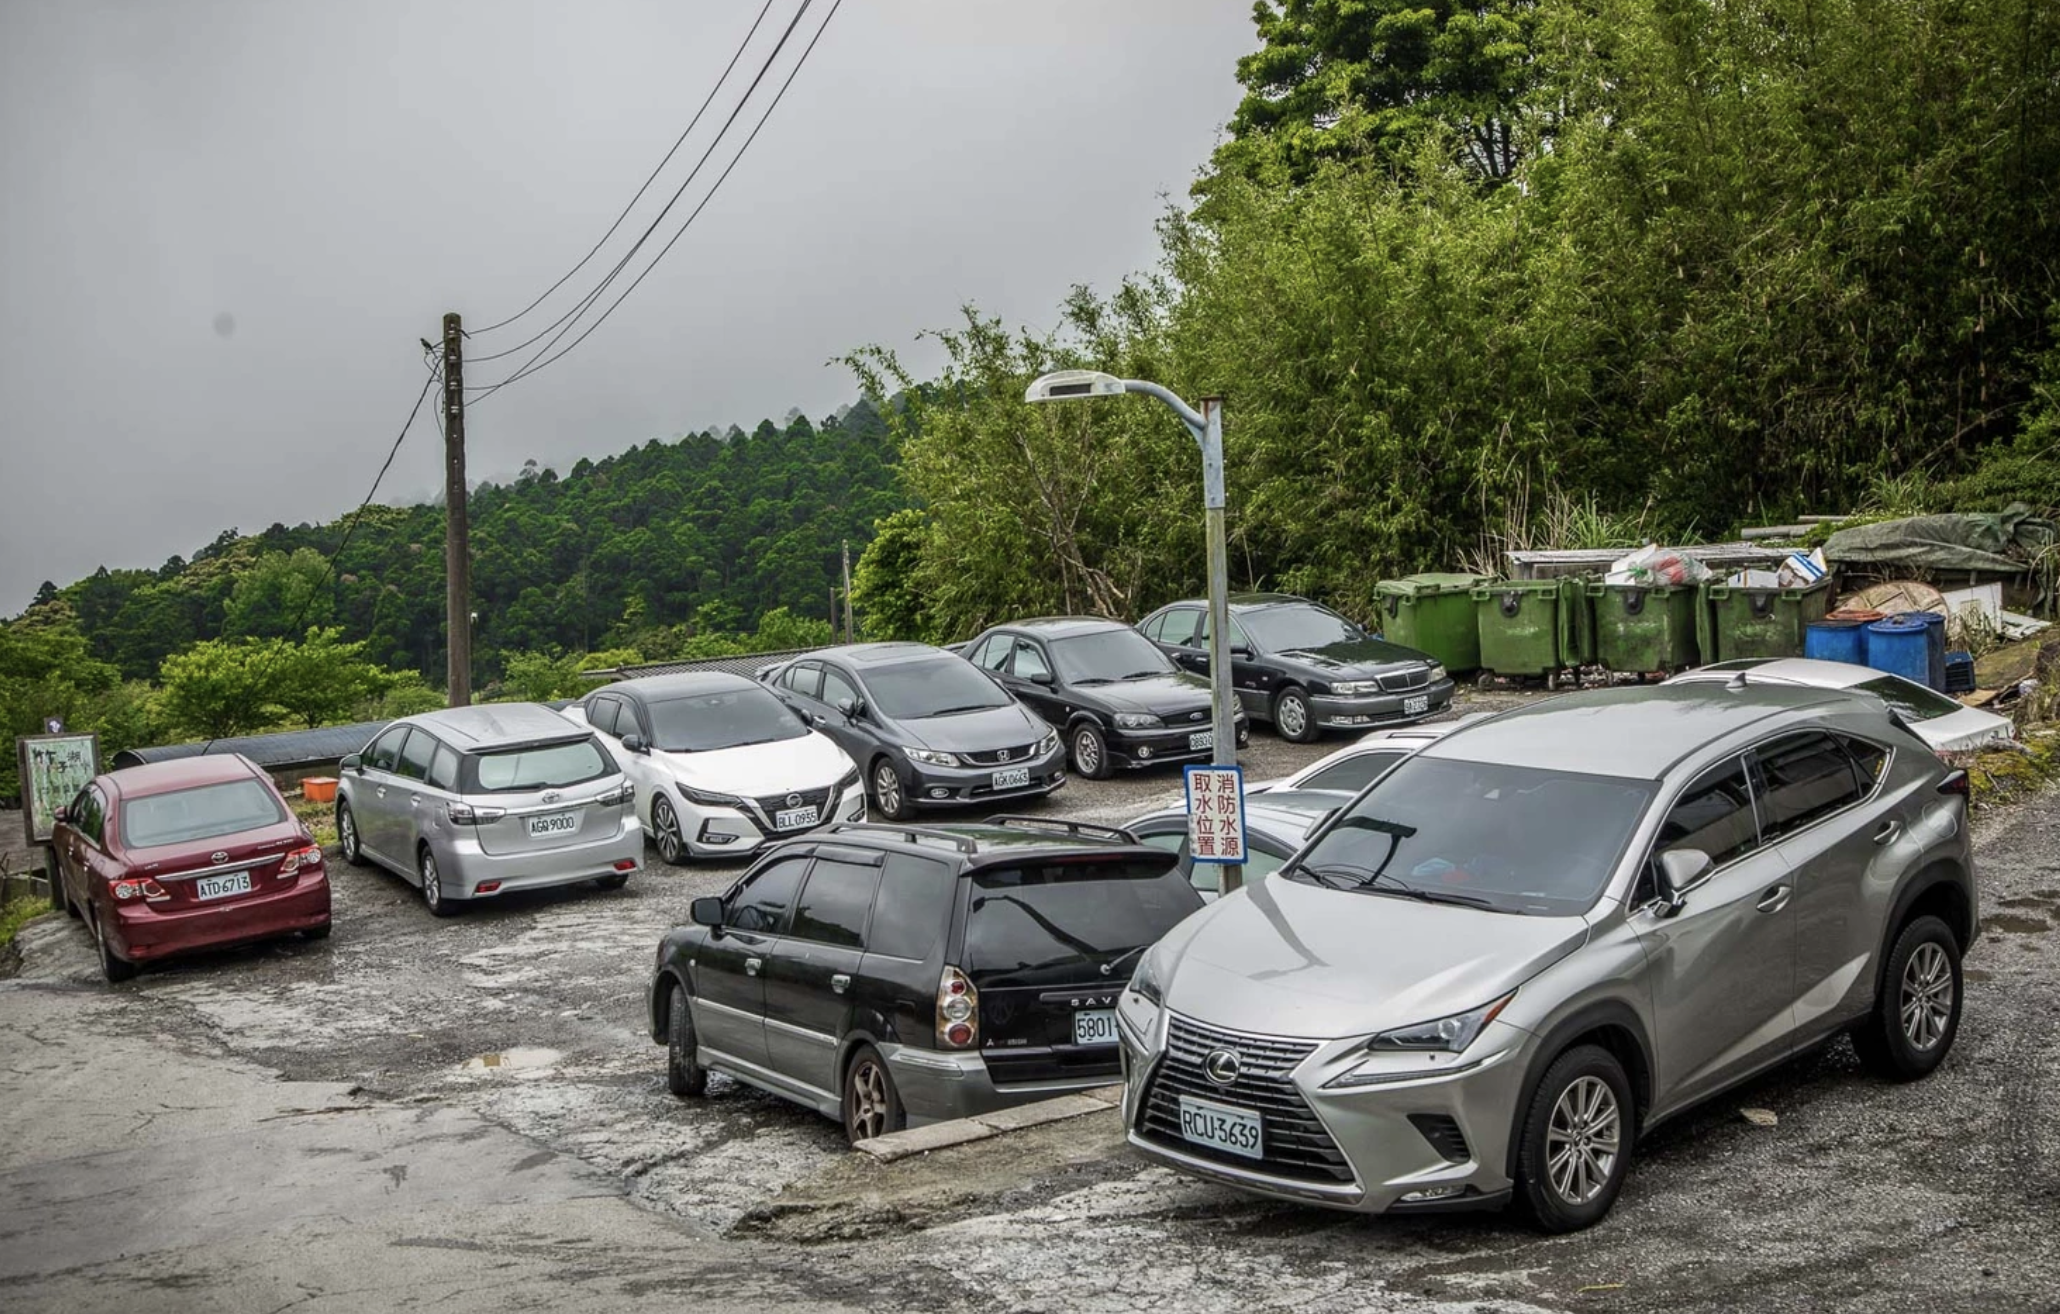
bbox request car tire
[93,912,137,984]
[419,847,460,919]
[1071,722,1112,780]
[665,980,708,1098]
[842,1043,905,1145]
[870,759,911,821]
[337,803,367,868]
[650,796,689,867]
[595,872,631,891]
[1852,914,1961,1081]
[53,872,74,918]
[1273,686,1318,743]
[1515,1043,1635,1233]
[303,921,332,941]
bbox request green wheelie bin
[1695,577,1834,663]
[1375,572,1492,673]
[1473,578,1591,681]
[1587,582,1702,674]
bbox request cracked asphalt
[3,697,2057,1313]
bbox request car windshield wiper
[1069,676,1115,685]
[925,704,1000,716]
[1118,670,1168,681]
[1290,861,1498,909]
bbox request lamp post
[1024,370,1243,894]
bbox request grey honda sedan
[1117,682,1977,1231]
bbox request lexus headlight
[1035,729,1060,756]
[1113,713,1163,730]
[679,783,746,809]
[1429,663,1448,684]
[1365,992,1514,1054]
[1128,948,1167,1006]
[906,747,961,768]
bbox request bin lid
[1377,572,1493,597]
[1472,578,1563,597]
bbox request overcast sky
[0,0,1255,613]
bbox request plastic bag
[1606,544,1712,587]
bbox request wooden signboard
[17,732,100,847]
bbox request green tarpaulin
[1822,504,2056,573]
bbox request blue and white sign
[1183,764,1247,865]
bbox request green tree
[224,547,334,638]
[157,639,279,739]
[269,628,399,728]
[751,606,835,653]
[0,602,124,800]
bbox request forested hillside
[849,0,2060,641]
[48,402,900,683]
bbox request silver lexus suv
[1118,683,1977,1231]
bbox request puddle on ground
[458,1046,564,1076]
[1982,914,2052,935]
[1965,967,1994,982]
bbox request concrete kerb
[853,1085,1121,1163]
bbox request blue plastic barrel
[1804,619,1869,666]
[1865,615,1933,687]
[1913,612,1947,690]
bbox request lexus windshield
[864,658,1013,719]
[1051,629,1176,684]
[1285,756,1656,916]
[1240,604,1362,653]
[648,688,807,751]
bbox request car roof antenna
[1727,669,1750,691]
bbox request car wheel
[1515,1044,1634,1233]
[53,871,73,918]
[1853,914,1961,1081]
[871,760,910,820]
[842,1044,904,1145]
[665,981,708,1098]
[303,921,332,941]
[1273,687,1317,743]
[595,872,631,891]
[337,803,367,867]
[650,796,689,867]
[1071,722,1111,780]
[419,847,459,919]
[93,912,137,984]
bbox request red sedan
[50,755,332,982]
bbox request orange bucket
[301,776,338,803]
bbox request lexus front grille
[1139,1015,1353,1185]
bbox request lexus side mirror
[690,896,725,929]
[1656,848,1714,917]
[341,754,363,774]
[620,733,650,755]
[1028,670,1054,687]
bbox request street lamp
[1025,369,1243,893]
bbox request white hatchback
[565,671,864,864]
[1664,658,2013,753]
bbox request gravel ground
[7,690,2057,1313]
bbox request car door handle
[1756,884,1793,914]
[375,786,387,798]
[831,973,851,995]
[1872,819,1902,845]
[745,957,762,977]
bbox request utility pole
[442,312,472,707]
[841,540,855,642]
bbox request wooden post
[442,313,471,706]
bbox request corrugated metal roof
[113,720,390,770]
[583,647,821,683]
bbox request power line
[469,0,782,345]
[468,0,842,405]
[466,0,822,390]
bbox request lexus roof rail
[981,815,1141,845]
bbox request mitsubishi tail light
[937,966,979,1049]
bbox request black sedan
[1136,592,1455,742]
[960,617,1250,779]
[759,643,1063,819]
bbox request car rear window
[1297,749,1409,794]
[1290,756,1656,916]
[465,738,612,793]
[122,779,287,849]
[962,857,1200,982]
[1853,674,1963,722]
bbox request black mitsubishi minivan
[649,818,1203,1144]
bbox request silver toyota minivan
[1118,683,1977,1231]
[336,704,641,916]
